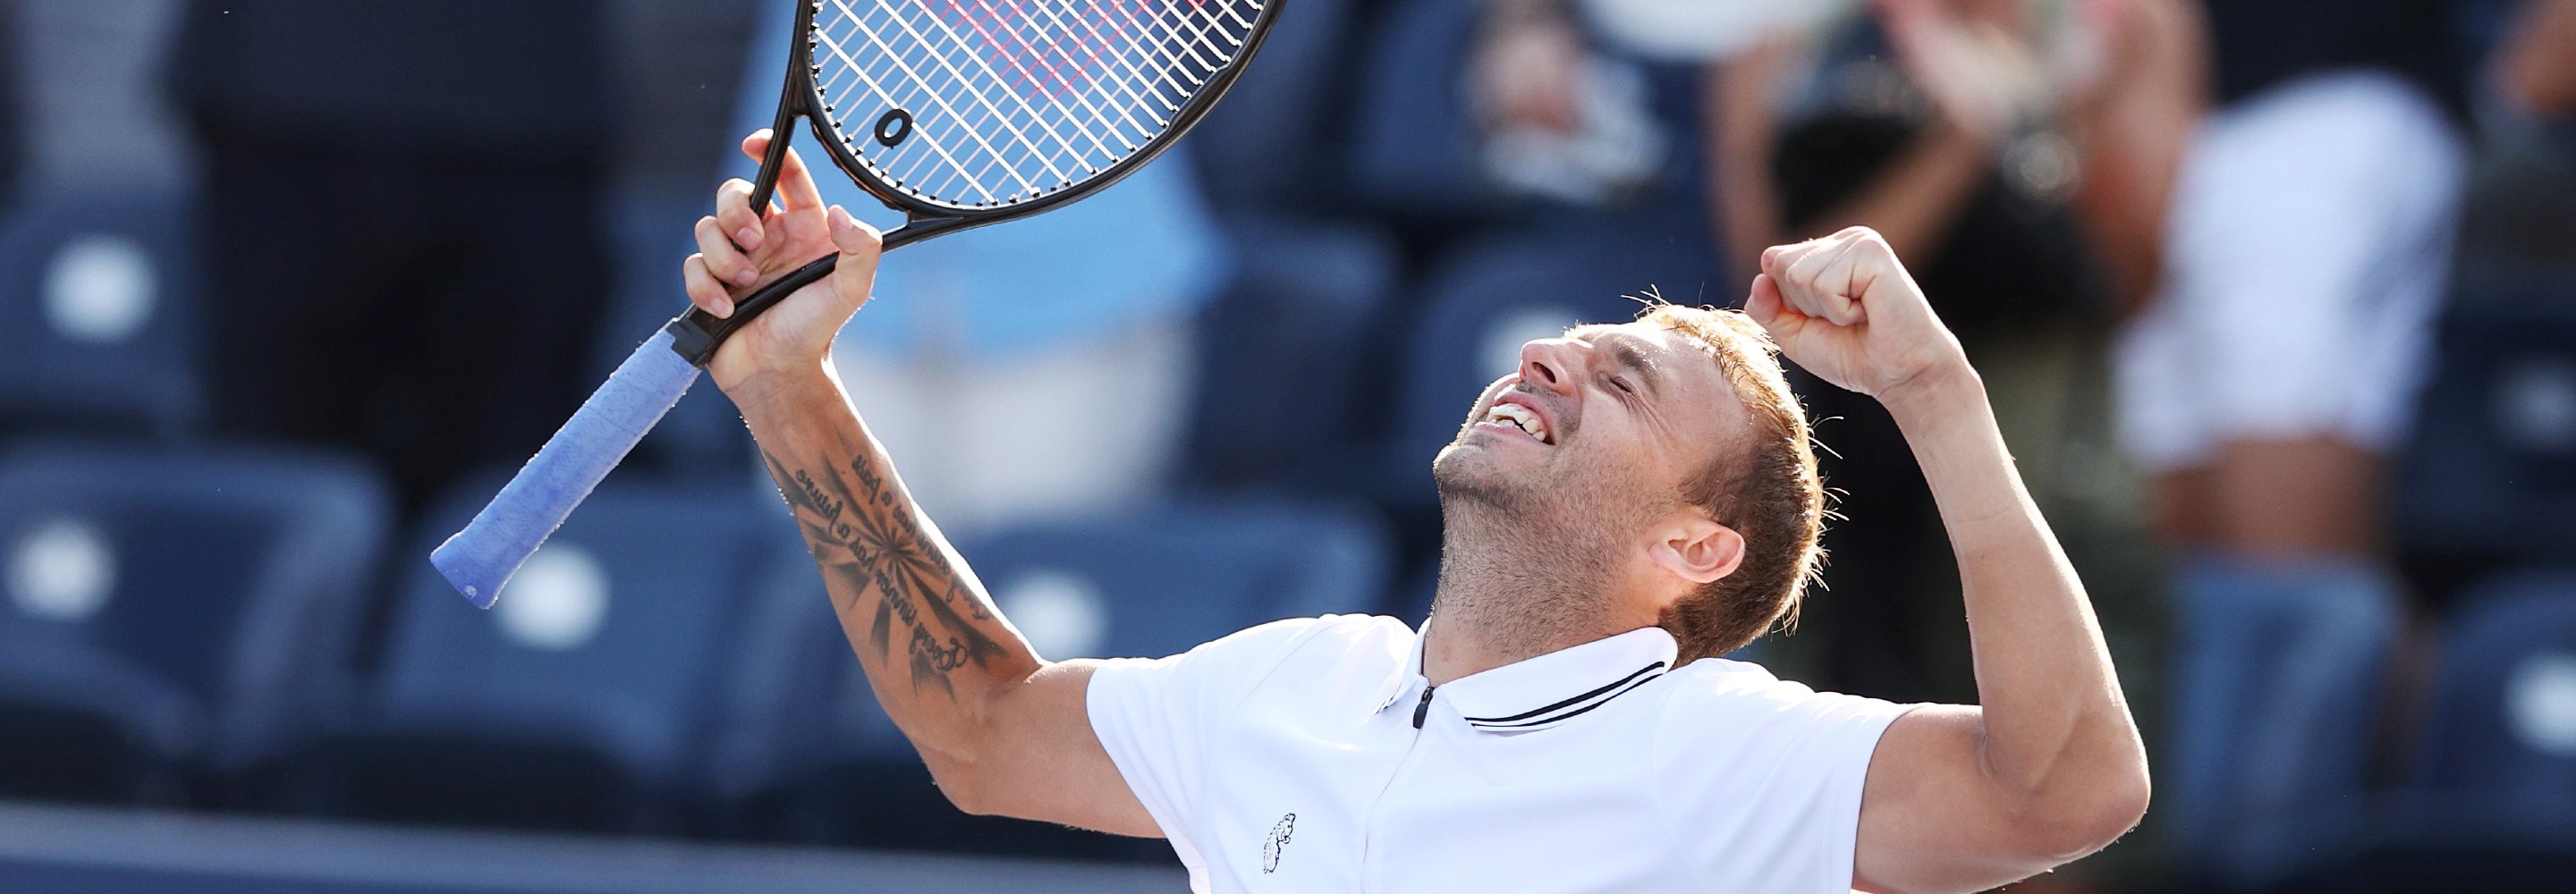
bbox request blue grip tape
[431,329,702,607]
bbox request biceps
[1852,706,2045,893]
[966,660,1162,838]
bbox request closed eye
[1609,376,1637,395]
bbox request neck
[1422,502,1653,685]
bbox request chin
[1432,440,1535,510]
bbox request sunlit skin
[1423,323,1757,685]
[688,124,2147,893]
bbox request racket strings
[811,0,1259,208]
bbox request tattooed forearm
[763,448,1012,700]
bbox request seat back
[374,480,789,788]
[2162,557,2402,887]
[0,191,200,436]
[0,444,391,769]
[2411,569,2576,829]
[2394,291,2576,564]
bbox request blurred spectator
[723,0,1228,535]
[2119,0,2470,887]
[2498,0,2576,116]
[1700,0,2202,700]
[170,0,614,512]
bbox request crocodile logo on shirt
[1260,813,1296,873]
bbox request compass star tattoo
[764,449,1007,698]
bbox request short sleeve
[1086,616,1333,876]
[1651,661,1916,894]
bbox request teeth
[1484,402,1548,443]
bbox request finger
[1780,240,1844,321]
[715,180,762,251]
[770,144,825,213]
[694,216,758,287]
[1812,241,1869,326]
[682,254,735,318]
[826,206,883,311]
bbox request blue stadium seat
[2162,556,2403,890]
[325,478,794,831]
[1343,0,1492,219]
[1182,217,1401,493]
[716,500,1390,854]
[0,443,391,801]
[2402,569,2576,839]
[2394,290,2576,567]
[0,191,200,437]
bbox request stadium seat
[1343,0,1493,220]
[318,479,794,832]
[2161,555,2403,890]
[0,443,391,802]
[2394,286,2576,572]
[716,500,1391,854]
[2405,569,2576,836]
[1182,217,1402,494]
[0,190,200,438]
[0,0,204,437]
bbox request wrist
[1879,356,1985,431]
[714,355,836,411]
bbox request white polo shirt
[1088,614,1915,893]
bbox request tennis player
[686,133,2148,893]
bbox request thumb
[826,206,883,311]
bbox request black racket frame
[666,0,1284,365]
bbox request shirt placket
[1359,678,1436,892]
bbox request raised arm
[688,131,1156,837]
[1748,228,2150,893]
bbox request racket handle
[430,329,703,608]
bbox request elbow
[2013,763,2151,863]
[922,748,1006,817]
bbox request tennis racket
[432,0,1283,607]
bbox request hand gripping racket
[432,0,1283,607]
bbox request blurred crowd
[4,0,2576,890]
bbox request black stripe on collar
[1462,661,1668,726]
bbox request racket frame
[665,0,1284,365]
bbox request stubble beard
[1429,443,1631,654]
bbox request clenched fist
[1746,226,1971,407]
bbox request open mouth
[1479,400,1554,444]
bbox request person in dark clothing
[172,1,615,513]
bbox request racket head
[775,0,1281,243]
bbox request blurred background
[2,0,2574,890]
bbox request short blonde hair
[1636,303,1825,662]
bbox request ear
[1648,514,1744,586]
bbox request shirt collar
[1373,620,1680,733]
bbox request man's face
[1432,320,1752,534]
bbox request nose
[1517,337,1591,398]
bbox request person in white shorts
[2117,70,2465,554]
[2114,66,2464,888]
[681,128,2148,892]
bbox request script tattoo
[765,449,1006,698]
